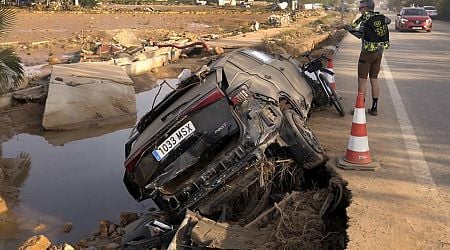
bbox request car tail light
[230,89,249,106]
[187,88,225,114]
[125,147,146,172]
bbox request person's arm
[346,16,364,39]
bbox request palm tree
[0,7,24,95]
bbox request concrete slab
[43,62,136,130]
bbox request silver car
[423,6,438,18]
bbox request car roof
[401,7,423,10]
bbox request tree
[437,0,450,20]
[0,7,23,95]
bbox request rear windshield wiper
[160,96,199,122]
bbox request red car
[395,7,432,32]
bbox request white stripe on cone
[352,108,366,124]
[347,135,370,152]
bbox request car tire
[280,109,327,169]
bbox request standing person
[337,0,390,116]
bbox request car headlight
[401,18,408,24]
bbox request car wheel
[280,109,327,169]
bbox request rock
[99,220,111,237]
[18,235,51,250]
[0,197,7,213]
[150,67,158,74]
[120,212,139,226]
[33,223,47,233]
[42,62,136,130]
[63,223,73,233]
[78,239,88,248]
[63,244,75,250]
[48,56,59,65]
[214,46,224,55]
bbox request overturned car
[123,49,327,217]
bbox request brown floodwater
[0,81,176,246]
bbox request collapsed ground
[0,6,355,249]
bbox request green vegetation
[79,0,98,8]
[0,7,23,95]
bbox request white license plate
[412,27,422,30]
[152,121,196,161]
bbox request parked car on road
[423,6,438,18]
[395,7,432,32]
[123,49,326,216]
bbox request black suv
[123,49,326,216]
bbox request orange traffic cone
[326,57,336,90]
[337,92,380,171]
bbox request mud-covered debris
[214,46,224,55]
[120,211,139,226]
[32,223,47,233]
[99,220,112,237]
[12,86,46,104]
[104,242,120,249]
[251,21,260,31]
[169,210,274,249]
[108,223,118,236]
[0,197,7,213]
[268,14,292,27]
[95,44,123,58]
[18,235,51,250]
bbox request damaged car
[123,49,327,217]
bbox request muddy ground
[0,5,355,249]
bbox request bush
[80,0,98,8]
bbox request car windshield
[404,9,428,16]
[424,6,436,10]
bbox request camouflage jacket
[349,11,391,52]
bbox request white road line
[382,58,436,187]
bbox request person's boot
[368,108,378,116]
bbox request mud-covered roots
[272,192,325,250]
[215,160,349,249]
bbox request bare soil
[5,7,270,66]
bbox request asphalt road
[384,14,450,194]
[309,13,450,248]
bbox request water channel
[0,80,176,245]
